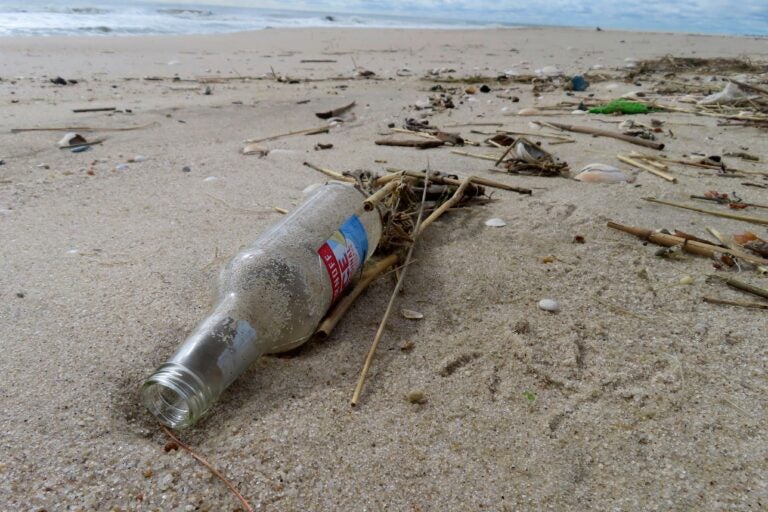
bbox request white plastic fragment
[485,218,506,227]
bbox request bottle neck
[141,295,262,428]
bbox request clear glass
[141,183,382,428]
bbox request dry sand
[1,27,767,510]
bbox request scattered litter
[314,143,333,151]
[589,99,654,115]
[401,309,424,320]
[569,75,589,91]
[115,163,129,171]
[70,145,90,153]
[128,155,147,163]
[574,163,633,183]
[697,82,751,105]
[538,299,559,312]
[485,218,506,227]
[316,101,356,120]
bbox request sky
[143,0,767,35]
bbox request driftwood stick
[450,149,498,161]
[316,253,400,337]
[72,107,116,113]
[643,197,768,226]
[617,154,677,183]
[58,138,106,150]
[709,275,768,301]
[161,426,254,512]
[302,161,355,182]
[375,139,444,149]
[703,296,768,310]
[363,179,401,211]
[350,174,430,406]
[607,221,768,267]
[246,126,329,144]
[417,177,473,235]
[543,121,665,150]
[316,101,356,120]
[497,129,572,141]
[381,168,532,195]
[692,195,768,210]
[494,143,515,166]
[11,122,158,133]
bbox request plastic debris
[58,132,87,148]
[401,309,424,320]
[570,75,589,91]
[698,82,751,105]
[589,100,653,115]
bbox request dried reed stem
[161,426,254,512]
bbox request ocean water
[0,0,493,37]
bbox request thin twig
[703,296,768,310]
[303,161,355,182]
[350,174,431,406]
[617,154,677,183]
[161,425,254,512]
[246,126,329,144]
[11,122,158,133]
[643,197,768,225]
[708,274,768,300]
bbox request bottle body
[141,183,382,428]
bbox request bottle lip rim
[140,364,207,428]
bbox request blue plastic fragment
[571,75,589,91]
[71,145,91,153]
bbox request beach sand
[1,27,767,510]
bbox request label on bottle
[317,215,368,302]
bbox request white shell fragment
[538,299,560,312]
[574,163,633,183]
[516,107,541,116]
[241,143,269,156]
[58,132,87,147]
[485,218,506,227]
[401,309,424,320]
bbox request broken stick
[643,197,768,226]
[316,101,356,120]
[375,139,444,149]
[617,154,676,183]
[246,126,329,144]
[543,121,665,150]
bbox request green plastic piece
[589,99,653,115]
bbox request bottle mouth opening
[141,380,192,428]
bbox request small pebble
[538,299,559,312]
[679,276,695,285]
[182,166,192,173]
[16,292,24,298]
[401,309,424,320]
[407,390,427,404]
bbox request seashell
[401,309,424,320]
[516,107,541,116]
[514,138,551,164]
[485,218,506,227]
[538,299,559,312]
[679,276,695,285]
[58,132,87,147]
[574,163,633,183]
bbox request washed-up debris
[375,139,444,149]
[489,136,569,176]
[703,296,768,310]
[58,132,87,147]
[643,197,768,226]
[516,108,542,116]
[631,56,766,75]
[50,76,77,85]
[245,125,329,144]
[72,107,116,113]
[401,309,424,320]
[723,151,759,161]
[314,143,333,151]
[607,221,768,268]
[698,82,752,105]
[709,274,768,301]
[568,75,589,91]
[485,218,506,227]
[733,232,768,258]
[242,143,269,156]
[71,145,90,153]
[538,299,559,312]
[589,99,655,115]
[540,121,665,150]
[316,101,356,120]
[617,154,676,182]
[574,163,633,183]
